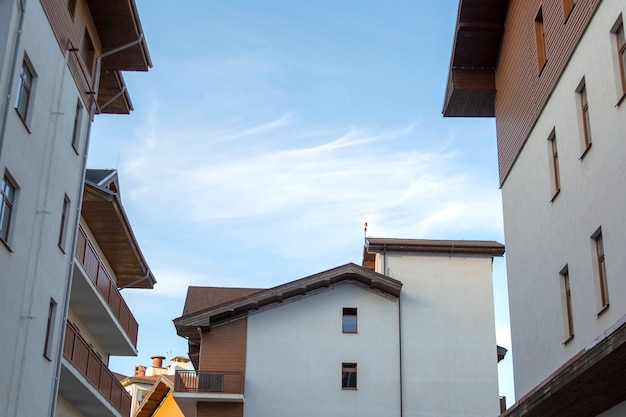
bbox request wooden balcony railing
[75,226,138,347]
[174,370,245,395]
[63,322,132,416]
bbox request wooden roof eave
[98,70,134,114]
[366,238,505,257]
[85,0,152,72]
[82,182,155,289]
[173,263,402,336]
[135,376,173,417]
[501,315,626,417]
[442,0,509,117]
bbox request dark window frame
[535,8,548,73]
[342,307,358,333]
[15,60,34,123]
[1,175,17,244]
[342,363,357,390]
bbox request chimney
[151,355,166,368]
[134,365,146,377]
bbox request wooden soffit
[86,0,152,71]
[82,182,155,289]
[365,237,505,257]
[98,70,134,114]
[502,315,626,417]
[443,0,509,117]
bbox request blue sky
[88,0,514,403]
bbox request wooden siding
[197,402,244,417]
[39,0,101,109]
[199,318,247,373]
[495,0,600,184]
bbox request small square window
[592,229,609,311]
[560,266,574,341]
[342,363,357,389]
[1,174,17,244]
[43,299,58,360]
[576,78,592,156]
[535,8,548,73]
[342,308,357,333]
[71,99,83,153]
[15,60,34,122]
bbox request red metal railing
[75,226,138,346]
[174,370,244,395]
[63,322,131,416]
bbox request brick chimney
[134,365,146,377]
[151,355,166,368]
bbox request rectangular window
[342,308,357,333]
[58,196,70,250]
[81,30,95,76]
[1,175,17,243]
[67,0,77,19]
[547,130,560,199]
[577,79,592,154]
[560,266,574,341]
[342,363,357,389]
[563,0,575,19]
[44,299,58,360]
[614,19,626,95]
[15,60,34,122]
[593,230,609,311]
[535,8,547,72]
[71,99,83,152]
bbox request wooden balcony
[62,322,132,416]
[173,370,244,414]
[75,225,138,348]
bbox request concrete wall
[382,252,500,417]
[245,282,401,417]
[501,0,626,399]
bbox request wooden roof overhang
[86,0,152,72]
[98,70,134,114]
[135,376,174,417]
[174,263,402,341]
[86,0,151,114]
[501,315,626,417]
[366,237,505,257]
[82,182,155,289]
[442,0,509,117]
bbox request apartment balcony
[60,322,132,417]
[72,226,138,355]
[173,370,244,415]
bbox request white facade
[246,282,401,417]
[377,252,500,417]
[175,241,504,417]
[501,0,626,400]
[0,2,89,416]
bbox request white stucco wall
[501,0,626,400]
[383,252,500,417]
[0,1,94,416]
[245,282,401,417]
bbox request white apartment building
[0,1,151,416]
[444,0,626,415]
[172,238,505,417]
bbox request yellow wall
[153,392,184,417]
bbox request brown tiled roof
[174,263,402,340]
[366,237,505,256]
[183,287,265,316]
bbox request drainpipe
[398,294,403,417]
[0,0,27,161]
[49,33,146,417]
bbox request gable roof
[183,287,265,316]
[134,375,176,417]
[174,263,402,339]
[82,170,155,288]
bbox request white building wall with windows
[0,1,88,416]
[501,0,626,399]
[245,283,401,417]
